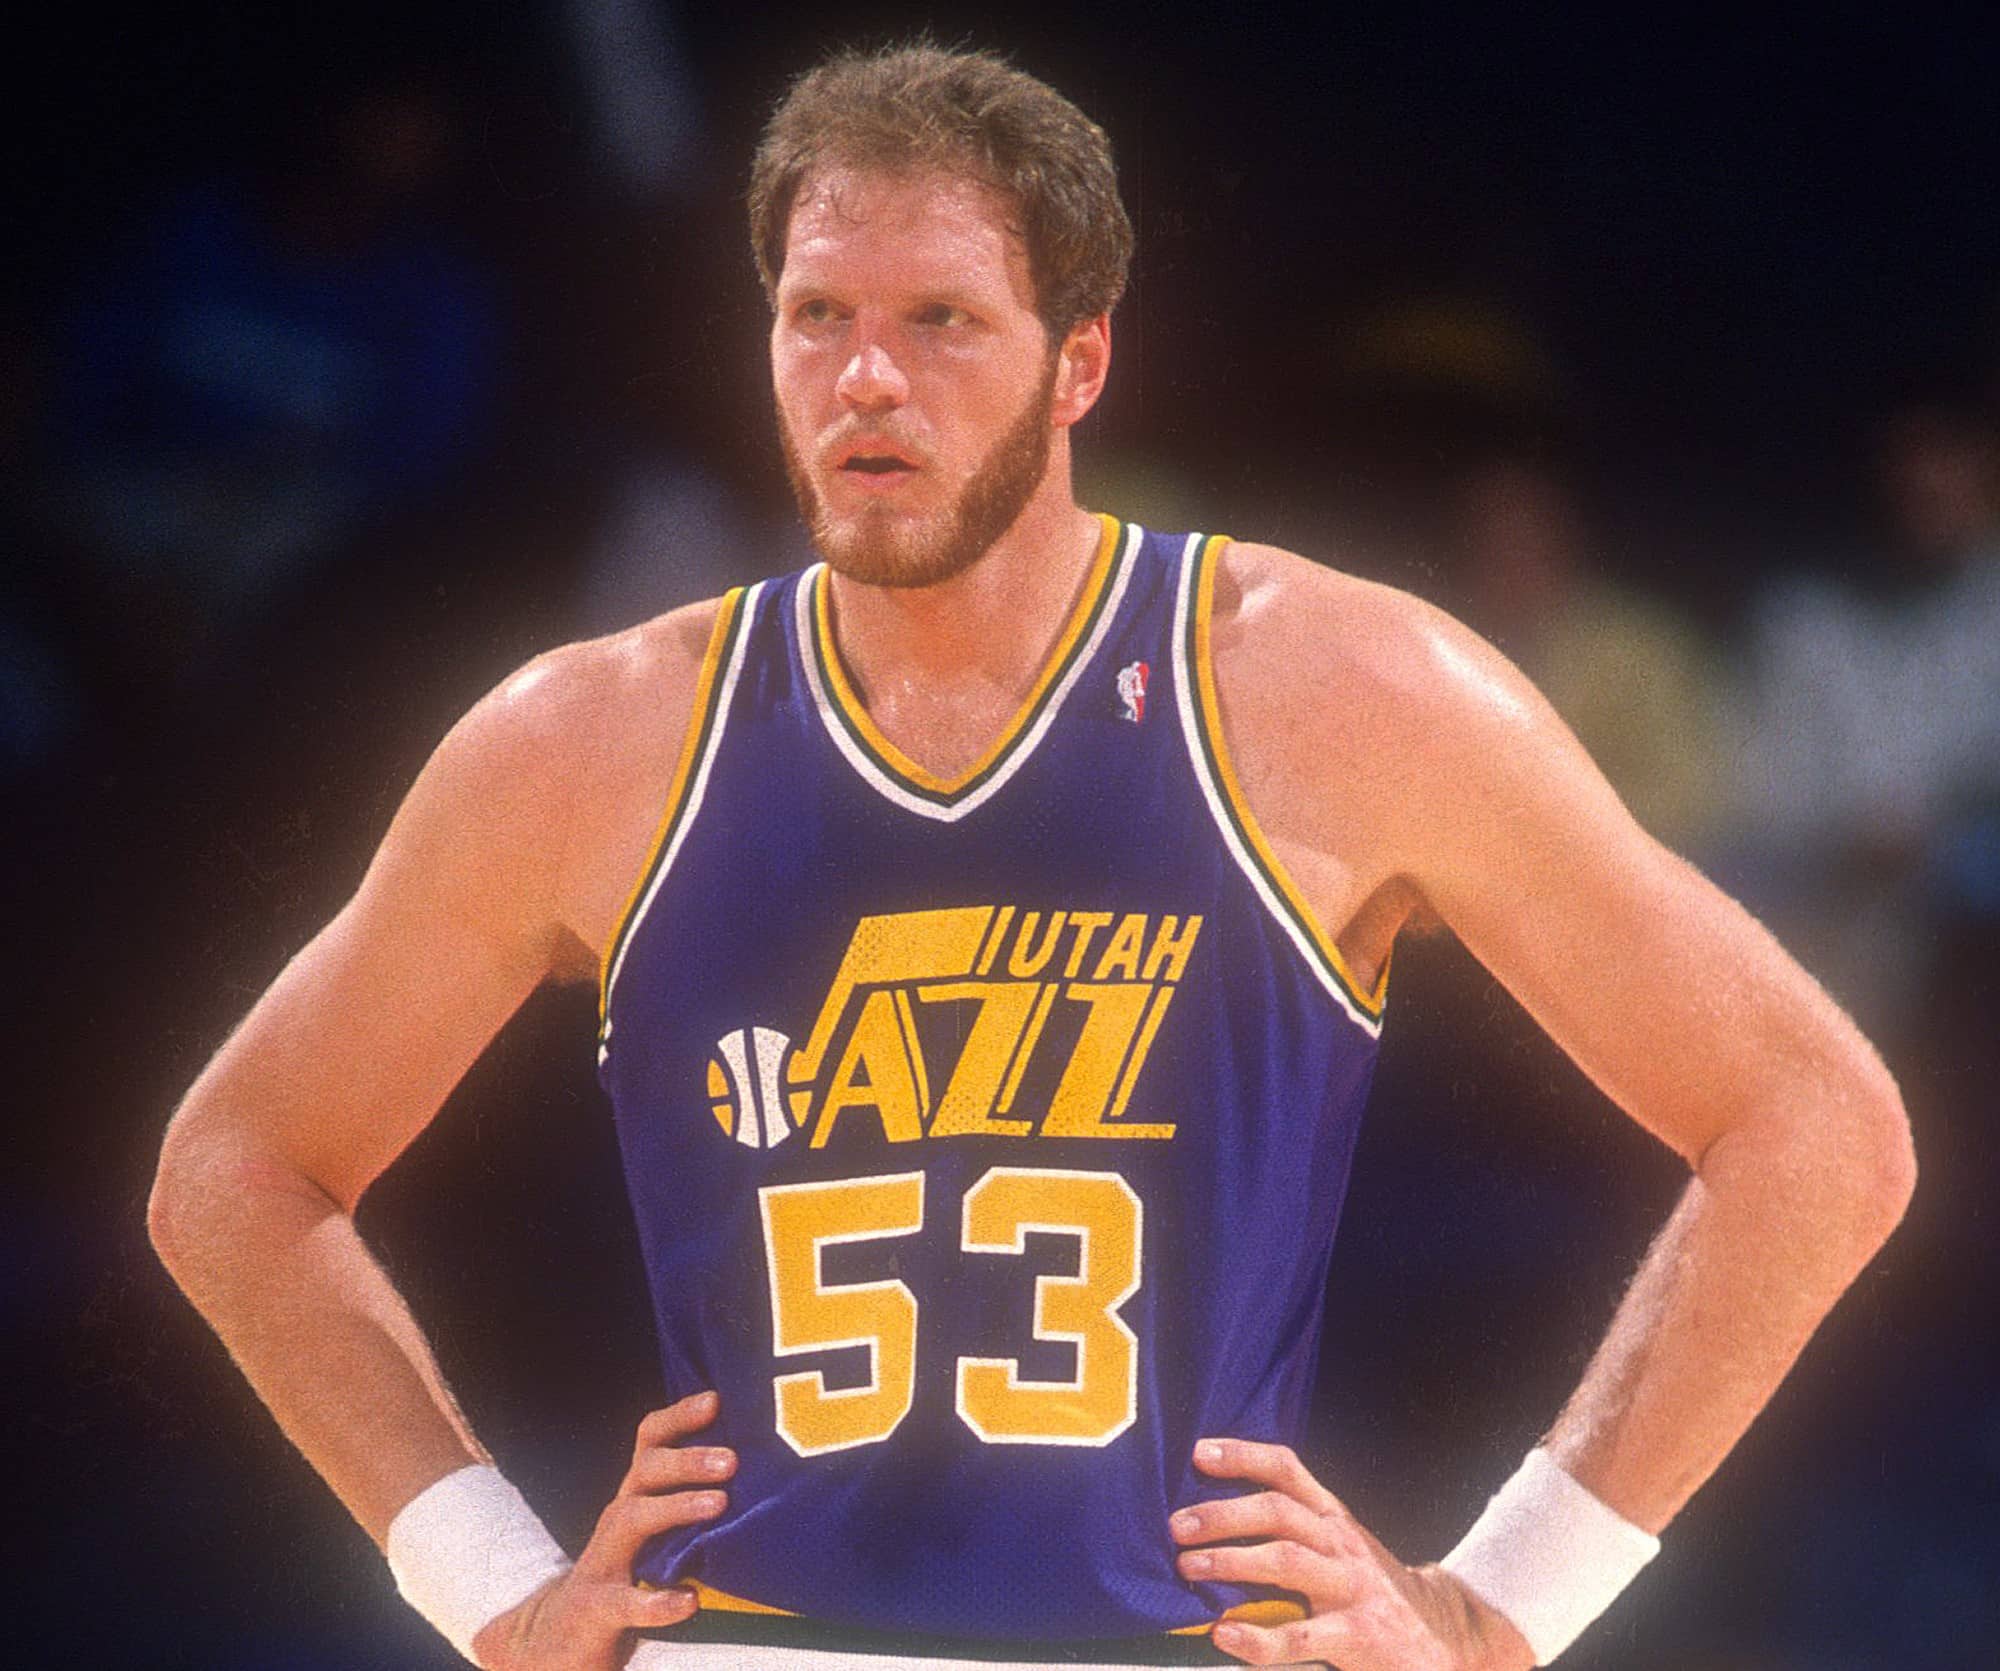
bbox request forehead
[780,165,1035,306]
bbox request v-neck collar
[799,513,1138,821]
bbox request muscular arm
[148,613,710,1546]
[1215,543,1914,1534]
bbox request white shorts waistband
[625,1643,1307,1671]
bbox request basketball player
[150,45,1914,1671]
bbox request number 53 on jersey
[759,1166,1143,1455]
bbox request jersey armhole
[1171,534,1389,1034]
[597,584,758,1047]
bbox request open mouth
[832,438,923,481]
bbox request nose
[836,341,910,414]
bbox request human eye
[912,302,974,329]
[793,296,843,328]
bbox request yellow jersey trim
[1191,536,1388,1018]
[809,511,1123,798]
[687,1579,798,1617]
[665,1580,1306,1636]
[1169,1598,1310,1635]
[597,587,747,1026]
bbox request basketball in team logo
[706,1027,804,1149]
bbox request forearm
[150,1124,487,1546]
[1542,1098,1913,1532]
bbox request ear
[1050,314,1112,428]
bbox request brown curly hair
[748,44,1133,336]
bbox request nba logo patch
[1116,660,1150,724]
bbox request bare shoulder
[378,596,732,974]
[1211,539,1539,747]
[1208,541,1560,833]
[449,596,727,781]
[1213,548,1905,1188]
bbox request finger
[633,1390,721,1456]
[563,1575,681,1641]
[1212,1614,1342,1668]
[627,1443,737,1494]
[1193,1439,1341,1516]
[1177,1539,1356,1606]
[1171,1491,1330,1551]
[576,1488,728,1579]
[623,1583,700,1630]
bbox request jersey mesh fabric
[596,521,1382,1645]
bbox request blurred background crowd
[5,4,1996,1668]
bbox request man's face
[771,165,1062,587]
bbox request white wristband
[1439,1448,1660,1665]
[386,1464,573,1666]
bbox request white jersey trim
[1169,535,1383,1038]
[601,579,764,1034]
[625,1643,1303,1671]
[796,522,1142,823]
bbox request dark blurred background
[6,3,1997,1667]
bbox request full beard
[780,361,1058,589]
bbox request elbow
[1704,1054,1916,1269]
[145,1170,176,1270]
[147,1103,273,1295]
[1809,1053,1917,1263]
[149,1101,350,1298]
[1853,1069,1917,1249]
[148,1113,210,1287]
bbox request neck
[823,456,1104,704]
